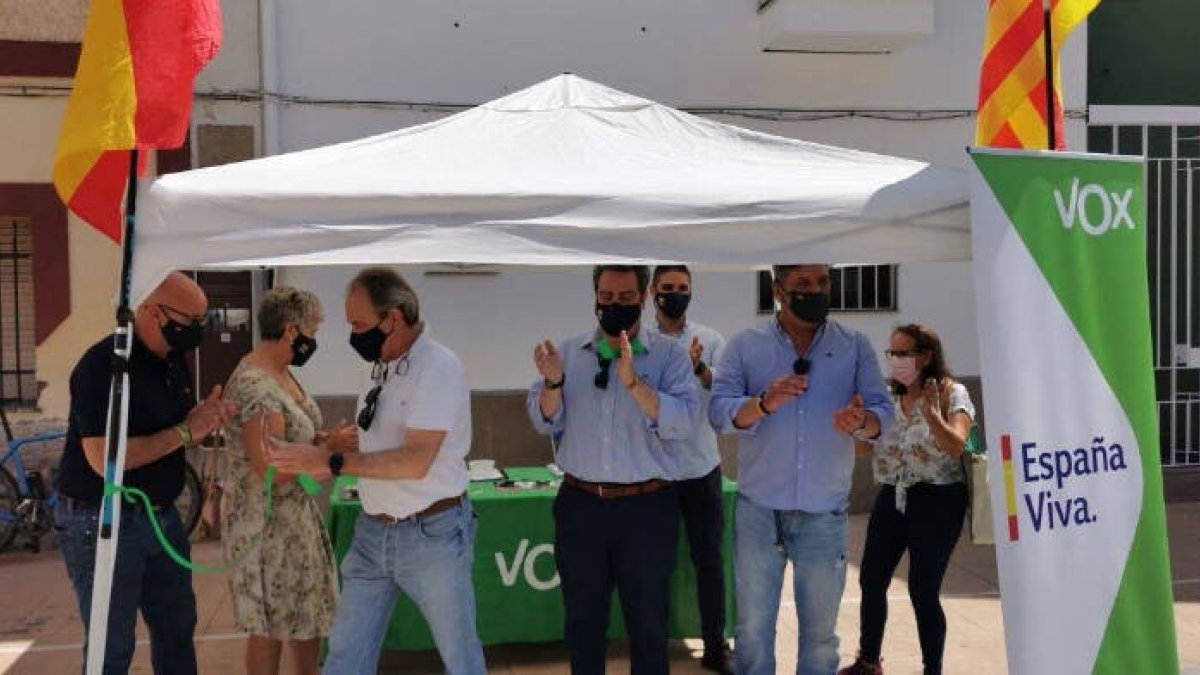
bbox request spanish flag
[54,0,222,243]
[976,0,1100,150]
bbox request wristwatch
[694,361,708,377]
[544,375,565,390]
[328,452,345,477]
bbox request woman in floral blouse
[220,287,357,675]
[840,324,974,675]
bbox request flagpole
[1044,0,1057,151]
[85,148,139,675]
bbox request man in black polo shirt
[55,272,236,674]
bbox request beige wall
[0,0,87,42]
[0,84,121,418]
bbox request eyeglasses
[358,357,409,430]
[158,304,208,327]
[793,357,811,375]
[357,384,382,430]
[594,355,612,389]
[884,349,924,359]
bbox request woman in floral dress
[840,324,975,675]
[221,287,356,675]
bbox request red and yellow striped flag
[976,0,1101,150]
[54,0,222,243]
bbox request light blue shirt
[645,320,726,481]
[709,318,894,512]
[527,328,700,483]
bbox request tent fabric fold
[132,74,969,303]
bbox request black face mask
[787,292,830,325]
[596,303,642,337]
[349,325,388,363]
[655,292,690,320]
[162,319,204,353]
[290,333,318,367]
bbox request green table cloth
[326,467,736,649]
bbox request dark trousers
[858,482,967,675]
[554,483,680,675]
[676,467,727,649]
[55,501,198,675]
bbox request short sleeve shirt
[56,335,194,506]
[872,382,975,511]
[356,333,472,519]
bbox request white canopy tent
[131,74,970,303]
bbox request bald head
[142,272,207,316]
[135,272,208,358]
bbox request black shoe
[700,643,734,675]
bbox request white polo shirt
[356,332,472,519]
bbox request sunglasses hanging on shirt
[594,355,612,390]
[357,355,411,430]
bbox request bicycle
[0,406,204,553]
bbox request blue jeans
[734,494,848,675]
[323,501,485,675]
[55,501,198,675]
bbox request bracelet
[756,393,773,417]
[175,424,193,449]
[544,375,565,390]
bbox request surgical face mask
[655,292,690,320]
[889,356,920,387]
[290,332,318,367]
[787,292,830,325]
[596,302,642,337]
[162,319,204,353]
[349,323,389,363]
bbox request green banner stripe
[972,151,1178,675]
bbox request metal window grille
[757,265,898,314]
[1088,123,1200,467]
[0,218,36,406]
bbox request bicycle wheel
[174,461,204,536]
[0,467,21,552]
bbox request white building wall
[223,0,1089,395]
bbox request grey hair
[347,267,421,326]
[258,286,324,340]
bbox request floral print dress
[220,364,338,639]
[872,382,975,513]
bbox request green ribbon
[102,467,322,574]
[595,338,647,360]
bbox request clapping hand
[533,340,565,384]
[920,378,944,421]
[616,331,637,387]
[689,336,703,369]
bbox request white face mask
[888,355,920,386]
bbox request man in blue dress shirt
[527,264,700,675]
[644,265,733,674]
[710,264,894,675]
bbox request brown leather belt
[365,493,465,525]
[564,474,673,499]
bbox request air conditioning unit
[759,0,934,54]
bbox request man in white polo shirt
[269,267,485,675]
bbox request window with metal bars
[0,219,36,407]
[757,264,898,314]
[1088,122,1200,467]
